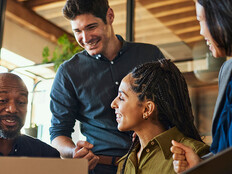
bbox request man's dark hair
[197,0,232,55]
[120,59,202,174]
[63,0,109,24]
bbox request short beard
[0,115,23,139]
[0,129,21,139]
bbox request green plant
[42,34,83,71]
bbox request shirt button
[111,61,114,64]
[151,141,155,145]
[115,81,119,85]
[146,148,150,153]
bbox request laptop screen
[183,147,232,174]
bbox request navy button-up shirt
[49,35,164,156]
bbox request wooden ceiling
[138,0,202,48]
[6,0,203,58]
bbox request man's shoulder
[126,41,159,49]
[18,135,53,147]
[124,41,164,58]
[62,50,87,65]
[55,50,90,75]
[17,135,60,157]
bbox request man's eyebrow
[20,91,28,97]
[72,23,98,31]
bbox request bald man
[0,73,60,157]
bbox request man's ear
[106,8,114,24]
[143,101,156,118]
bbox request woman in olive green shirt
[111,59,209,174]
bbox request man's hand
[73,141,99,170]
[170,140,201,173]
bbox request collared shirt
[0,134,60,157]
[49,35,164,156]
[117,127,210,174]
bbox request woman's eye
[119,96,124,101]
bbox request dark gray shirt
[49,35,164,156]
[0,134,60,157]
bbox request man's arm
[51,136,76,158]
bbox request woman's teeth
[206,40,211,46]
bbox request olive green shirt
[117,127,209,174]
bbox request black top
[50,35,165,156]
[0,134,60,157]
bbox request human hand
[73,140,99,170]
[170,140,201,173]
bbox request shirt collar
[153,127,184,159]
[117,127,184,163]
[0,135,21,156]
[87,34,128,60]
[9,135,23,155]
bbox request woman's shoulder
[180,137,210,157]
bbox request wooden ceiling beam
[168,21,199,30]
[165,16,196,26]
[6,0,74,43]
[22,0,65,9]
[151,7,195,18]
[187,40,204,48]
[179,31,201,39]
[159,11,196,24]
[175,26,200,35]
[137,0,191,9]
[184,35,203,43]
[149,1,194,14]
[138,0,191,6]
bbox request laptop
[0,157,88,174]
[183,146,232,174]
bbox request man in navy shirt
[0,73,60,157]
[49,0,164,173]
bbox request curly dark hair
[63,0,109,24]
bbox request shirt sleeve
[221,79,232,146]
[49,64,79,141]
[210,80,232,153]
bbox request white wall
[3,17,56,63]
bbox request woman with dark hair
[111,59,209,174]
[171,0,232,173]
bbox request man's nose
[5,101,18,113]
[82,30,89,44]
